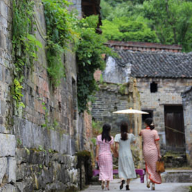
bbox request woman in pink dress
[139,118,162,190]
[96,124,114,190]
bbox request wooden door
[164,106,186,152]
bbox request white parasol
[113,108,149,114]
[113,108,149,133]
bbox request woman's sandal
[120,180,125,190]
[151,183,155,190]
[101,181,105,190]
[147,179,151,188]
[126,185,130,190]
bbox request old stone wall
[92,79,143,168]
[68,0,82,16]
[182,87,192,166]
[0,0,93,191]
[0,0,17,191]
[136,78,192,151]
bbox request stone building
[182,87,192,166]
[92,41,192,166]
[0,0,97,191]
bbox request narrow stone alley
[82,178,191,192]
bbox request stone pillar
[0,0,17,190]
[182,87,192,166]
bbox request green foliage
[101,0,192,52]
[99,74,104,83]
[143,0,192,52]
[76,150,92,169]
[76,150,91,157]
[12,79,25,108]
[119,84,127,95]
[38,145,46,152]
[48,149,54,153]
[101,0,144,21]
[17,138,22,146]
[24,147,30,155]
[92,120,102,136]
[91,138,97,146]
[42,0,78,87]
[12,0,42,109]
[76,16,115,112]
[101,0,144,7]
[101,17,159,43]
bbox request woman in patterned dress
[115,121,136,191]
[139,118,162,190]
[96,124,114,190]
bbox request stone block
[0,134,16,157]
[0,157,7,183]
[16,148,28,165]
[0,30,6,49]
[1,184,17,192]
[16,177,33,192]
[0,125,9,134]
[7,157,16,183]
[16,164,26,181]
[0,1,7,19]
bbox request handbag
[156,158,165,173]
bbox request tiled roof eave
[133,75,192,79]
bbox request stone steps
[161,170,192,183]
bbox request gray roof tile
[115,50,192,78]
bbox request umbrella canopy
[113,108,149,114]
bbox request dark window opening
[82,0,97,17]
[150,82,158,93]
[142,110,153,122]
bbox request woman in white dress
[115,121,136,190]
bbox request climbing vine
[42,0,78,87]
[42,1,115,112]
[13,0,114,114]
[12,0,42,108]
[76,16,115,112]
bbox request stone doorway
[164,105,186,152]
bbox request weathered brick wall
[136,78,192,151]
[0,0,93,191]
[182,87,192,166]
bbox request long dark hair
[102,124,111,142]
[120,121,128,141]
[145,118,155,130]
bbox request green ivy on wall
[12,0,42,109]
[42,0,115,112]
[42,0,78,87]
[13,0,114,114]
[76,16,115,112]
